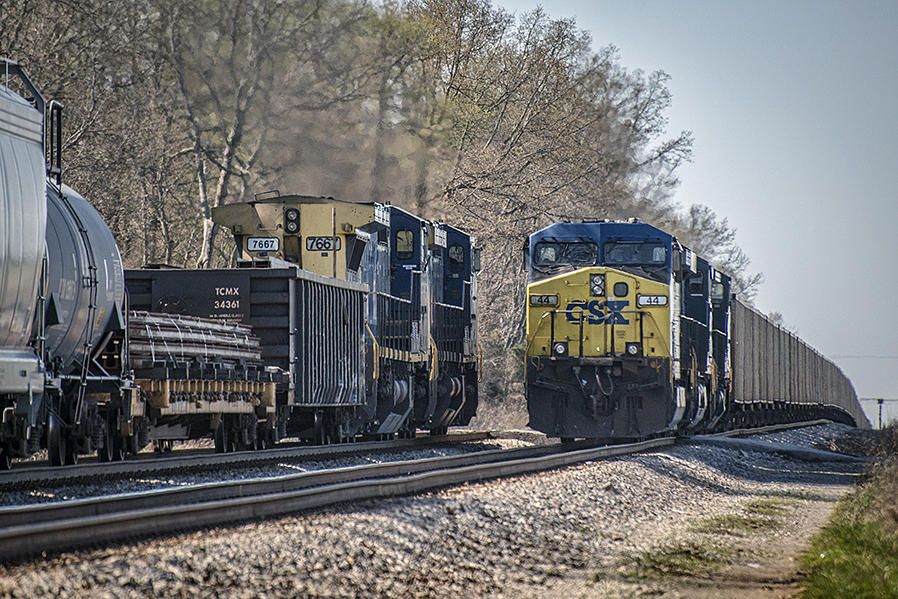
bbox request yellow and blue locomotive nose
[524,265,674,438]
[525,267,671,360]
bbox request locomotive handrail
[369,290,413,305]
[433,301,465,311]
[523,309,584,360]
[478,343,483,381]
[429,335,438,381]
[364,323,380,380]
[679,314,710,328]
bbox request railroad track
[0,431,492,490]
[0,437,674,562]
[0,420,837,562]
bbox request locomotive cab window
[603,242,667,266]
[689,275,705,296]
[533,242,597,267]
[448,244,465,272]
[396,230,414,260]
[711,281,726,304]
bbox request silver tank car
[44,184,125,372]
[0,73,46,396]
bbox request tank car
[523,219,869,441]
[0,59,48,469]
[212,194,481,436]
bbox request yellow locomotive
[525,219,729,440]
[525,219,868,440]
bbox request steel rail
[0,431,491,489]
[0,437,673,561]
[703,419,832,439]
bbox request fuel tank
[0,82,46,349]
[44,184,125,372]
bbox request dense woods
[1,0,760,404]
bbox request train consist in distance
[0,58,479,469]
[524,219,869,440]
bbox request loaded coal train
[524,219,870,440]
[0,58,479,468]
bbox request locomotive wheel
[256,424,277,450]
[98,412,124,462]
[64,442,79,465]
[214,423,228,453]
[97,427,113,463]
[48,411,66,467]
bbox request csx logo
[565,300,630,325]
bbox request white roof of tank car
[0,83,43,145]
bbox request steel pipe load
[128,312,262,369]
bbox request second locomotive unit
[211,194,481,437]
[524,219,868,440]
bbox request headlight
[552,342,568,356]
[285,208,299,222]
[625,342,641,356]
[285,220,299,233]
[590,273,605,296]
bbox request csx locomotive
[0,58,479,469]
[212,195,480,436]
[524,219,869,440]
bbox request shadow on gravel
[635,445,867,500]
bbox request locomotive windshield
[603,242,667,266]
[533,242,598,267]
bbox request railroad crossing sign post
[879,398,884,430]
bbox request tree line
[1,0,761,403]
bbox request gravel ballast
[0,423,868,598]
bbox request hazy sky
[498,0,898,415]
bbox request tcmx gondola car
[524,219,869,440]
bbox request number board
[637,295,668,307]
[247,237,279,252]
[306,236,342,252]
[529,294,559,306]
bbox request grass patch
[744,498,793,516]
[799,423,898,598]
[692,513,781,536]
[625,541,730,579]
[800,492,898,598]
